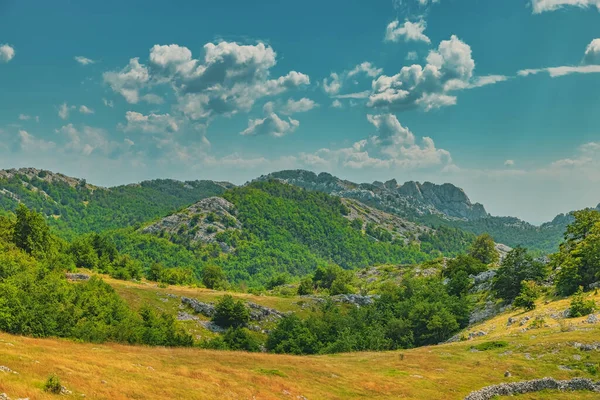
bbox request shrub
[202,264,226,289]
[569,286,596,317]
[212,295,250,328]
[223,327,260,352]
[513,280,540,311]
[297,278,313,295]
[472,341,508,351]
[43,374,62,394]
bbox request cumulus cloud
[583,38,600,65]
[369,35,479,111]
[331,99,343,108]
[518,38,600,77]
[57,124,132,156]
[120,111,179,134]
[74,56,96,65]
[241,102,299,137]
[348,62,383,78]
[140,41,310,120]
[0,44,15,63]
[504,159,515,166]
[323,72,342,95]
[300,114,451,170]
[103,58,150,103]
[385,19,431,44]
[282,98,318,114]
[531,0,600,13]
[79,105,94,114]
[406,51,419,61]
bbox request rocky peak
[255,170,489,221]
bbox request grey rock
[469,301,510,325]
[587,314,599,324]
[181,297,216,317]
[464,377,600,400]
[247,302,287,322]
[504,371,511,377]
[177,311,200,321]
[468,331,487,340]
[0,366,16,374]
[330,294,380,307]
[66,273,90,281]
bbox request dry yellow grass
[2,287,600,399]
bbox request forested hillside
[120,180,475,286]
[0,168,232,237]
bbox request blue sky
[1,0,600,223]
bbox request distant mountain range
[1,167,598,253]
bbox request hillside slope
[256,170,598,253]
[2,291,600,399]
[0,168,233,236]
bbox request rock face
[255,170,489,221]
[141,197,241,250]
[247,302,287,322]
[464,377,600,400]
[181,297,216,317]
[65,273,90,281]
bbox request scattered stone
[247,302,287,322]
[0,394,9,400]
[519,316,531,326]
[177,311,200,322]
[586,314,599,324]
[468,331,487,340]
[573,355,582,361]
[282,389,291,396]
[558,365,573,371]
[166,293,178,299]
[504,371,511,377]
[464,377,600,400]
[65,273,90,281]
[101,380,107,384]
[524,353,533,360]
[181,297,216,317]
[469,301,510,325]
[60,386,72,395]
[329,294,380,307]
[0,366,16,374]
[199,321,226,333]
[572,342,600,351]
[507,317,516,326]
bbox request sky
[1,0,600,224]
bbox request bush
[297,278,313,295]
[569,286,596,317]
[223,327,261,352]
[513,280,540,311]
[43,374,62,394]
[212,295,250,328]
[472,341,508,351]
[202,264,227,289]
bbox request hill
[0,168,233,237]
[127,180,474,285]
[256,170,599,253]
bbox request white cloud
[347,62,383,78]
[323,72,342,95]
[385,19,431,44]
[79,105,94,114]
[504,159,515,166]
[300,114,451,171]
[583,38,600,65]
[469,75,510,88]
[531,0,600,13]
[58,103,76,120]
[140,93,164,104]
[18,114,30,121]
[406,51,419,61]
[518,38,600,77]
[282,98,318,114]
[103,58,150,104]
[241,102,299,137]
[74,56,96,65]
[57,124,131,156]
[120,111,179,134]
[102,98,114,108]
[122,41,310,120]
[0,44,15,63]
[369,35,487,111]
[18,130,55,152]
[331,99,343,108]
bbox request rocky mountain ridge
[254,169,489,221]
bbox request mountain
[254,170,488,220]
[254,169,598,253]
[0,167,233,236]
[131,180,474,285]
